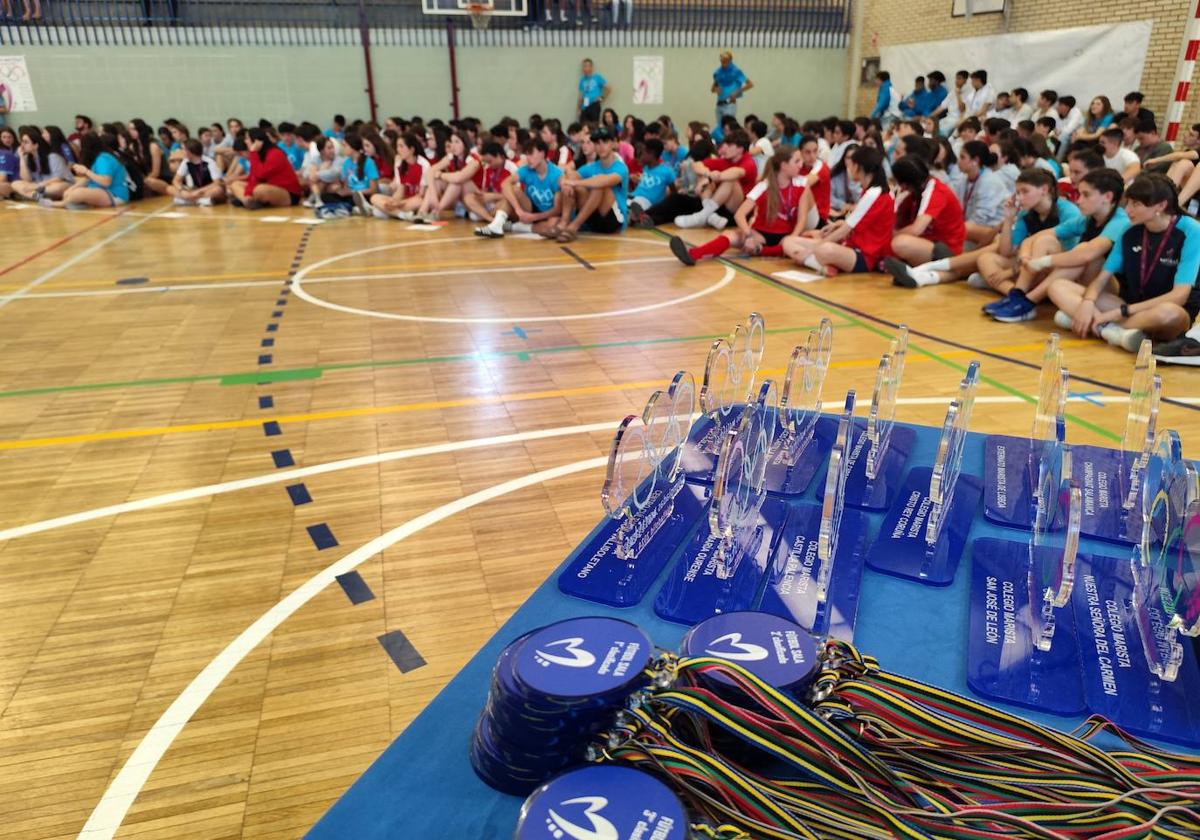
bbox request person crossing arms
[477,137,563,238]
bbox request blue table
[307,422,1198,839]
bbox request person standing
[577,58,610,123]
[712,51,753,127]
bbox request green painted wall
[7,42,845,132]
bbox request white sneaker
[173,197,195,206]
[559,9,567,20]
[707,214,728,230]
[396,210,416,221]
[1053,310,1073,331]
[1100,324,1147,353]
[674,212,707,228]
[196,197,213,207]
[967,272,989,289]
[303,194,320,208]
[372,207,389,220]
[475,225,504,238]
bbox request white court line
[0,206,170,310]
[76,454,609,840]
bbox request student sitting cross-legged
[887,155,966,267]
[673,129,757,230]
[543,126,629,243]
[476,137,563,238]
[167,138,226,206]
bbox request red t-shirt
[896,178,965,255]
[395,156,431,198]
[747,177,806,234]
[1058,177,1080,205]
[473,157,518,193]
[800,160,832,221]
[246,146,302,197]
[845,186,896,268]
[706,153,758,196]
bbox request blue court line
[258,354,273,365]
[286,483,312,506]
[263,421,282,437]
[266,323,279,333]
[271,449,294,468]
[336,571,375,605]
[261,338,275,348]
[306,523,339,550]
[377,630,426,673]
[280,288,291,296]
[271,310,283,318]
[258,395,274,409]
[1070,391,1105,407]
[276,298,287,306]
[116,277,149,285]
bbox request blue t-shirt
[341,157,379,191]
[89,151,129,202]
[0,148,17,180]
[1011,198,1082,250]
[1104,216,1200,298]
[324,129,345,140]
[578,73,607,107]
[578,156,630,229]
[925,84,948,116]
[1055,206,1130,249]
[632,162,674,206]
[518,162,563,212]
[661,145,688,176]
[280,141,306,171]
[713,63,747,102]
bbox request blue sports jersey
[1012,198,1082,250]
[578,156,630,228]
[632,162,674,206]
[713,63,747,101]
[578,73,607,107]
[518,162,563,212]
[1055,206,1130,248]
[280,141,306,171]
[661,145,688,176]
[89,151,129,202]
[0,148,17,180]
[341,157,379,192]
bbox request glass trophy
[1075,340,1163,543]
[816,391,855,602]
[683,313,767,483]
[866,362,983,586]
[1027,454,1083,652]
[983,335,1068,529]
[1069,428,1200,747]
[656,381,791,626]
[866,325,908,481]
[558,371,709,607]
[762,317,837,496]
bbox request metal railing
[0,0,852,48]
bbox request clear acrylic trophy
[558,371,709,607]
[759,391,873,641]
[866,362,983,585]
[1070,428,1200,747]
[983,335,1069,529]
[1074,340,1163,543]
[1027,450,1083,653]
[655,380,790,625]
[683,313,767,483]
[815,326,916,509]
[762,318,838,496]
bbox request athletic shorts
[583,208,622,234]
[850,248,870,274]
[290,192,301,206]
[759,230,787,247]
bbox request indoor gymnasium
[2,1,1200,838]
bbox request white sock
[696,198,718,221]
[910,269,941,287]
[921,257,951,272]
[510,221,532,233]
[803,254,823,272]
[1185,322,1200,343]
[488,210,508,232]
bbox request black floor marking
[560,246,595,270]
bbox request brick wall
[849,0,1196,129]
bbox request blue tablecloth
[307,423,1195,839]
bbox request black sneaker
[884,256,916,288]
[669,236,695,266]
[1152,336,1200,366]
[931,241,954,262]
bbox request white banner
[633,55,664,105]
[0,55,37,112]
[880,21,1153,114]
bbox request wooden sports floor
[1,197,1197,840]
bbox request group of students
[4,70,1200,362]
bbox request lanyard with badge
[1139,215,1179,293]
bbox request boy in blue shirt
[277,122,306,171]
[479,137,563,238]
[661,131,688,177]
[576,59,610,123]
[324,115,346,140]
[712,51,753,125]
[553,126,629,242]
[628,138,674,226]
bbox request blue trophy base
[982,435,1065,531]
[680,405,749,485]
[557,482,709,607]
[1070,554,1200,749]
[757,500,871,641]
[653,496,789,626]
[966,538,1086,716]
[1071,445,1137,545]
[763,415,839,498]
[865,467,982,586]
[815,422,916,511]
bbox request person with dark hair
[1009,88,1033,125]
[627,138,674,227]
[42,126,74,165]
[636,137,715,228]
[900,75,927,118]
[1060,147,1104,204]
[549,126,629,241]
[412,130,474,222]
[961,69,995,126]
[128,118,170,196]
[674,129,757,229]
[1135,120,1174,175]
[1098,127,1140,183]
[924,71,948,122]
[955,139,1009,246]
[748,118,772,168]
[576,58,610,123]
[339,133,381,216]
[68,114,93,147]
[711,50,753,126]
[661,130,687,178]
[167,138,225,207]
[1141,122,1200,193]
[1048,173,1198,354]
[934,70,970,135]
[781,145,894,276]
[1122,91,1155,132]
[325,114,346,141]
[870,70,901,126]
[43,132,129,209]
[275,122,305,171]
[1053,95,1084,159]
[539,119,574,170]
[1032,90,1059,130]
[887,155,966,271]
[230,127,302,209]
[463,141,517,230]
[952,117,981,157]
[2,125,70,201]
[370,133,429,219]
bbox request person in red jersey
[889,155,966,265]
[673,129,758,230]
[370,133,430,219]
[669,145,807,265]
[781,145,894,276]
[463,141,518,227]
[230,127,302,209]
[792,133,832,229]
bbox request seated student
[900,75,927,118]
[276,122,306,172]
[1031,90,1060,129]
[325,115,346,141]
[546,126,629,242]
[477,137,563,237]
[128,119,171,196]
[992,140,1021,192]
[1072,96,1116,145]
[955,139,1010,246]
[789,134,831,230]
[1122,91,1155,132]
[1058,147,1104,204]
[301,136,343,207]
[670,145,813,266]
[43,126,75,165]
[1008,87,1033,126]
[1049,173,1198,353]
[1135,120,1174,175]
[781,146,894,277]
[540,119,575,170]
[414,131,475,222]
[1141,122,1199,190]
[1053,96,1084,159]
[950,117,980,157]
[230,127,302,209]
[1098,127,1140,183]
[1005,168,1129,317]
[43,133,130,209]
[370,133,430,219]
[627,139,674,227]
[636,138,715,228]
[167,138,225,206]
[674,129,757,230]
[1033,117,1059,159]
[462,141,517,228]
[339,134,381,216]
[888,156,966,267]
[987,91,1015,123]
[660,130,688,177]
[3,125,70,201]
[748,119,773,171]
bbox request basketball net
[467,3,492,29]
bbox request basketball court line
[0,210,126,278]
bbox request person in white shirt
[1099,127,1141,182]
[987,91,1015,124]
[1031,90,1061,132]
[1054,95,1084,160]
[168,139,225,206]
[961,70,995,126]
[1009,88,1034,126]
[934,70,970,136]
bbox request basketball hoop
[467,3,492,29]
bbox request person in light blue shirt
[711,51,752,126]
[956,140,1012,247]
[482,138,564,238]
[900,76,927,118]
[628,138,674,225]
[554,126,629,241]
[661,131,688,177]
[576,58,610,123]
[277,122,307,171]
[871,71,894,122]
[46,133,129,208]
[324,114,346,140]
